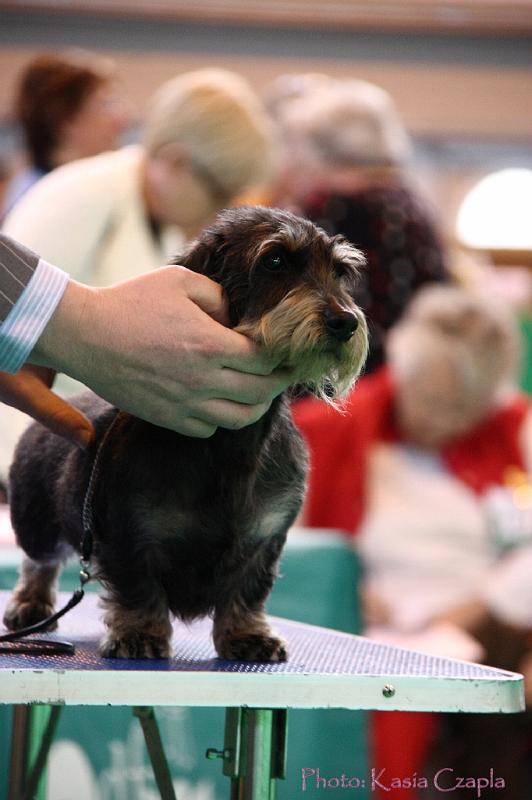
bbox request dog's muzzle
[324,308,359,343]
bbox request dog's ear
[169,222,250,327]
[170,230,227,282]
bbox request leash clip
[79,561,91,587]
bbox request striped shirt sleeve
[0,233,39,321]
[0,234,69,373]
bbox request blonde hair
[275,77,411,169]
[143,68,275,199]
[387,285,521,401]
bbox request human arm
[0,233,95,446]
[0,232,294,442]
[30,265,294,438]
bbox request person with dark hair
[2,50,131,217]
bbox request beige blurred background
[0,0,531,250]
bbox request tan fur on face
[234,217,368,400]
[236,286,368,401]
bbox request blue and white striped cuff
[0,259,69,373]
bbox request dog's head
[176,206,368,400]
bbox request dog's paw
[217,633,288,662]
[100,633,172,660]
[3,599,57,632]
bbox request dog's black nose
[324,309,359,342]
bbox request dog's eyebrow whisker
[276,223,314,252]
[331,238,366,270]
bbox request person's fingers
[183,396,273,431]
[202,366,295,406]
[19,364,57,389]
[176,417,218,438]
[215,327,283,374]
[213,326,301,380]
[31,395,95,449]
[177,267,230,326]
[0,372,95,449]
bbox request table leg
[8,706,29,800]
[133,706,177,800]
[8,704,62,800]
[207,708,288,800]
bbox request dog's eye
[262,254,284,272]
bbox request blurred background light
[456,168,532,250]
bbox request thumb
[178,266,229,326]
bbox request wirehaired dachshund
[4,206,368,661]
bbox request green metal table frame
[8,704,288,800]
[0,591,524,800]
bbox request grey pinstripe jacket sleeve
[0,233,40,324]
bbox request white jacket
[3,145,183,285]
[0,145,184,479]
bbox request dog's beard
[235,287,368,403]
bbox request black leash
[0,412,121,656]
[0,592,87,656]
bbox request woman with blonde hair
[3,67,274,283]
[0,68,278,479]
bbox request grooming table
[0,591,524,800]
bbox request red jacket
[293,366,529,535]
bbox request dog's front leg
[213,598,287,662]
[100,593,172,659]
[212,529,289,662]
[3,556,61,631]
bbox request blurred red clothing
[293,369,529,799]
[293,366,528,536]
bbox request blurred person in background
[1,50,131,219]
[267,75,450,373]
[0,156,10,215]
[0,67,275,483]
[3,67,273,283]
[294,285,532,799]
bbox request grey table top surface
[0,591,524,713]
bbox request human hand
[0,365,94,448]
[30,266,295,437]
